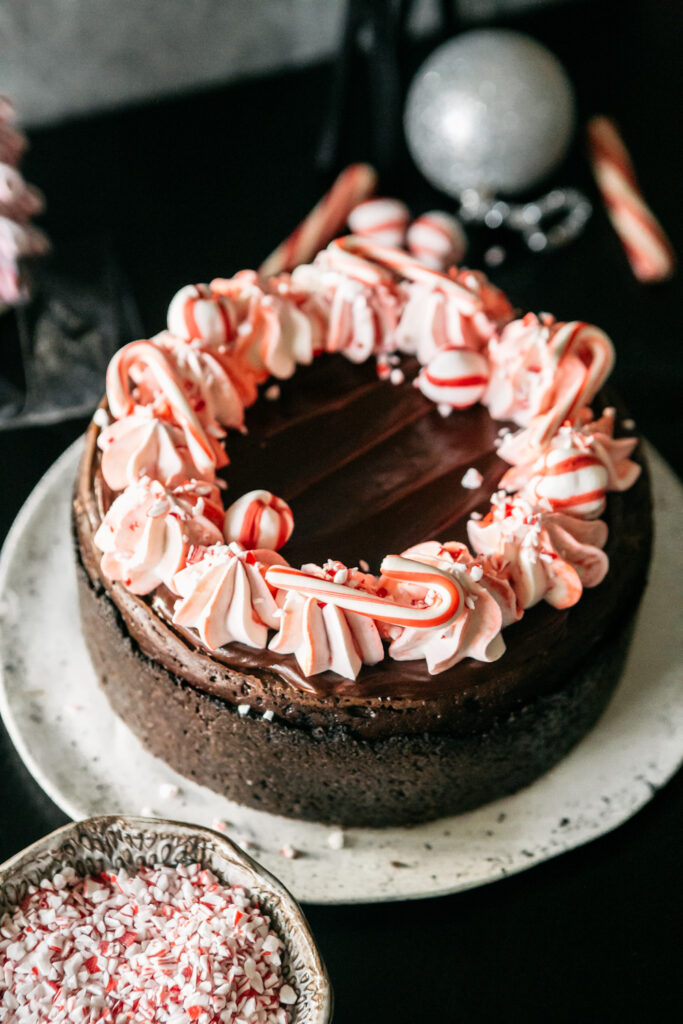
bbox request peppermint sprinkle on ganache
[461,467,484,490]
[0,863,295,1023]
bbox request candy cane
[332,236,480,314]
[106,340,217,474]
[587,116,675,283]
[265,555,462,629]
[259,163,378,278]
[531,321,614,449]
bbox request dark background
[0,0,681,1020]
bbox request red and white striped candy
[259,162,378,278]
[224,489,294,551]
[417,348,489,409]
[527,444,609,518]
[266,554,462,629]
[406,211,467,271]
[106,340,218,475]
[587,116,675,284]
[347,197,411,248]
[167,282,235,344]
[333,235,479,314]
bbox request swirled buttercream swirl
[467,494,609,610]
[378,541,513,673]
[499,407,641,518]
[172,542,286,650]
[268,561,384,678]
[97,409,216,490]
[486,314,615,465]
[94,478,224,595]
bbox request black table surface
[0,1,681,1020]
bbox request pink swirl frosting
[486,314,615,465]
[211,270,317,380]
[97,409,217,491]
[378,541,517,673]
[268,561,384,678]
[173,543,286,650]
[467,494,609,610]
[499,408,641,519]
[394,267,513,364]
[291,249,401,363]
[167,283,236,346]
[151,330,254,432]
[106,339,231,477]
[94,478,224,595]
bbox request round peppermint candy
[348,197,411,248]
[529,445,608,518]
[418,348,489,409]
[224,489,294,551]
[167,282,235,345]
[406,211,467,270]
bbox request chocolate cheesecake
[74,351,652,826]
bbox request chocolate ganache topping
[79,347,650,720]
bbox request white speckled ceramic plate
[0,440,681,904]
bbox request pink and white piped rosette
[92,228,642,681]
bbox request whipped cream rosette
[106,340,231,478]
[486,313,615,465]
[151,330,253,432]
[467,493,609,610]
[268,561,385,678]
[378,541,517,674]
[94,478,224,595]
[291,247,401,363]
[394,266,511,364]
[97,408,217,491]
[210,270,317,380]
[499,407,641,517]
[167,282,237,346]
[173,542,286,650]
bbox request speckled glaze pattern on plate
[0,440,681,905]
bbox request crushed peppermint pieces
[211,818,228,833]
[0,863,295,1023]
[279,845,299,861]
[264,384,281,401]
[92,407,111,428]
[358,559,370,573]
[622,417,636,430]
[262,709,275,723]
[461,467,484,490]
[237,704,251,717]
[326,829,345,851]
[159,782,180,801]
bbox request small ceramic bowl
[0,814,333,1023]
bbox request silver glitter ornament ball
[405,29,576,196]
